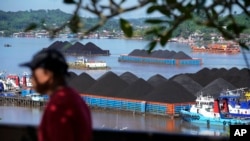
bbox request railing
[0,123,229,141]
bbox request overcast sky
[0,0,161,18]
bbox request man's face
[31,68,53,95]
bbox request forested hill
[0,9,73,34]
[0,9,250,37]
[0,9,148,36]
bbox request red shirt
[38,87,92,141]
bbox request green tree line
[1,9,250,39]
[0,9,148,36]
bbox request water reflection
[0,106,43,126]
[179,120,229,136]
[0,106,228,136]
[92,109,178,132]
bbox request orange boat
[191,43,240,54]
[190,45,208,52]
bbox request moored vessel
[191,42,240,54]
[218,88,250,118]
[68,56,110,70]
[180,93,250,126]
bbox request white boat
[25,93,46,102]
[68,56,110,70]
[0,72,20,91]
[180,94,250,126]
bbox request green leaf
[166,0,176,3]
[145,28,158,34]
[245,1,250,7]
[146,41,157,53]
[226,23,246,35]
[145,19,166,24]
[211,8,218,20]
[157,6,171,16]
[69,14,81,33]
[160,35,167,46]
[120,18,133,37]
[147,6,157,14]
[149,0,157,3]
[160,30,173,46]
[226,23,235,31]
[64,0,75,4]
[24,23,37,32]
[239,42,249,50]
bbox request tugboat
[180,92,250,126]
[218,88,250,118]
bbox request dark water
[0,37,247,137]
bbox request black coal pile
[47,41,110,56]
[225,68,250,88]
[85,71,129,97]
[128,49,192,59]
[68,72,96,93]
[195,78,236,98]
[172,51,192,59]
[66,71,78,82]
[147,74,168,88]
[46,41,71,50]
[119,71,139,84]
[186,67,250,88]
[128,49,149,57]
[65,42,85,54]
[143,80,196,103]
[186,68,212,87]
[66,67,250,104]
[83,42,110,55]
[170,74,203,95]
[118,78,154,100]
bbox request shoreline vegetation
[1,9,250,47]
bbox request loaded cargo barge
[1,71,196,117]
[118,55,202,65]
[118,49,202,65]
[0,93,194,117]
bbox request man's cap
[20,48,69,75]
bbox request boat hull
[230,113,250,118]
[180,110,250,126]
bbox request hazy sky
[0,0,75,13]
[0,0,243,18]
[0,0,160,18]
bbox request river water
[0,106,229,137]
[0,37,248,137]
[1,37,249,80]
